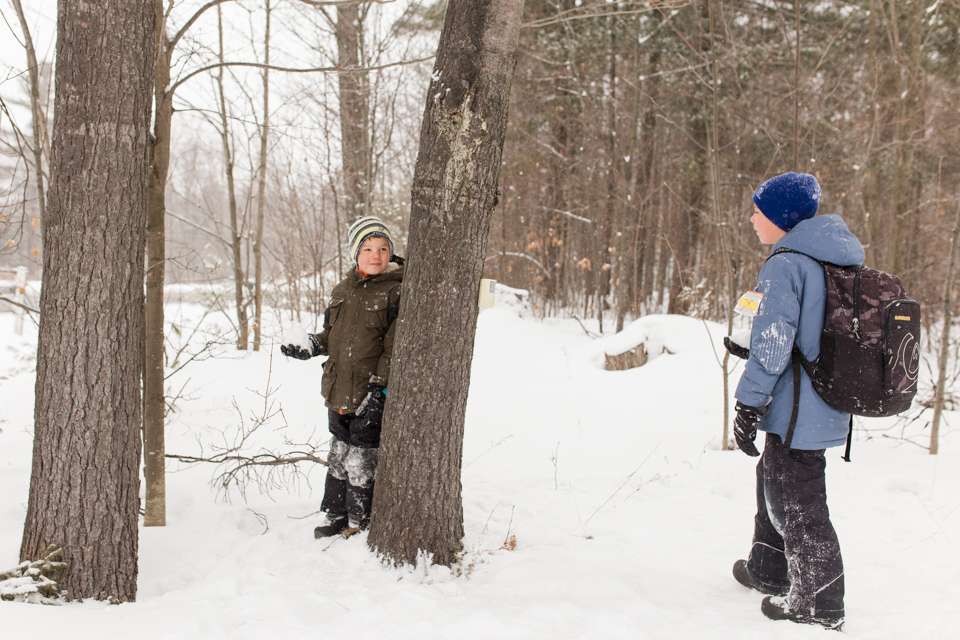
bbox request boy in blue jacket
[730,172,864,630]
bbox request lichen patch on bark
[436,92,486,216]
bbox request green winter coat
[312,260,403,413]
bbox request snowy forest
[1,0,959,637]
[5,1,960,324]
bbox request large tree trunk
[21,0,157,602]
[368,0,524,567]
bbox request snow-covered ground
[1,293,957,639]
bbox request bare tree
[10,0,48,244]
[20,0,157,601]
[145,0,243,527]
[253,0,273,350]
[368,0,525,567]
[931,202,960,455]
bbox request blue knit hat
[752,172,821,231]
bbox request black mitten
[355,384,385,417]
[280,335,323,360]
[724,336,750,360]
[733,401,767,457]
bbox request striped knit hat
[348,216,395,265]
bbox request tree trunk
[367,0,524,567]
[21,0,157,602]
[706,0,733,450]
[931,205,960,455]
[217,7,249,350]
[337,3,371,219]
[253,1,272,351]
[144,0,172,528]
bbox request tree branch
[169,56,434,94]
[171,0,237,51]
[0,295,38,314]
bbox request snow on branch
[0,546,67,605]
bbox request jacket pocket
[325,298,344,327]
[321,357,336,400]
[364,293,390,329]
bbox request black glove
[733,401,767,457]
[724,336,750,360]
[280,335,323,360]
[355,384,385,417]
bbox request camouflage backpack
[771,249,921,459]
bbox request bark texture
[20,0,157,601]
[367,0,524,567]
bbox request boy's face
[750,205,787,245]
[357,236,391,275]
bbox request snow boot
[733,559,789,596]
[761,596,844,631]
[314,514,348,539]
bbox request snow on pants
[320,408,381,528]
[747,433,845,619]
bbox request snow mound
[590,314,722,369]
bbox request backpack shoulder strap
[767,248,820,452]
[767,246,824,265]
[784,346,803,450]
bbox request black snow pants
[747,433,845,619]
[320,405,382,529]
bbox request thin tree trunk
[706,0,733,450]
[887,0,924,279]
[337,2,371,218]
[931,204,960,455]
[21,0,157,601]
[253,0,272,351]
[11,0,47,243]
[368,0,524,567]
[144,0,172,528]
[793,0,800,171]
[217,7,249,350]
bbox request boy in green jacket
[281,217,403,537]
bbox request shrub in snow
[0,545,66,605]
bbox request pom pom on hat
[348,216,395,265]
[752,172,821,232]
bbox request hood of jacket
[771,214,864,267]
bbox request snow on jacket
[735,215,865,450]
[312,259,403,414]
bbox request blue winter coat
[735,214,865,450]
